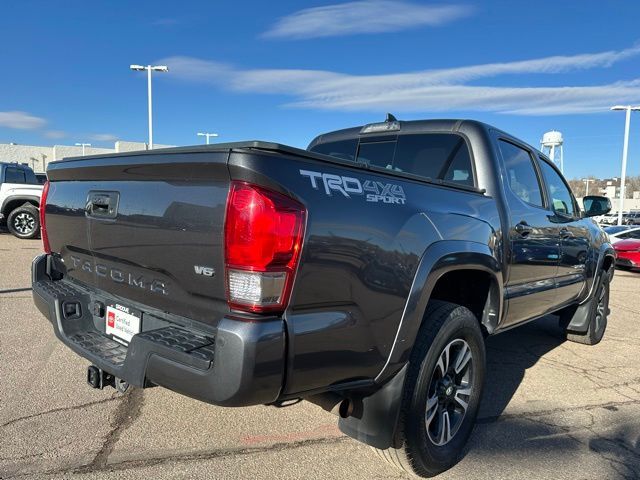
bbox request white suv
[0,163,43,239]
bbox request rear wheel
[565,272,610,345]
[6,204,40,239]
[374,301,486,477]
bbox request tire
[6,204,40,239]
[565,272,610,345]
[374,300,486,478]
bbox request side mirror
[583,196,611,217]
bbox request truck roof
[307,119,490,148]
[0,161,33,169]
[308,118,547,158]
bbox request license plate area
[106,303,141,344]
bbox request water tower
[540,130,564,173]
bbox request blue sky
[2,0,640,179]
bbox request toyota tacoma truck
[32,117,615,477]
[0,162,43,239]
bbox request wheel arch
[1,195,40,216]
[338,242,501,450]
[580,242,616,303]
[375,240,503,384]
[601,251,615,275]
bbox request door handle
[515,222,533,236]
[86,191,119,219]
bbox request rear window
[604,226,629,235]
[310,134,474,187]
[619,229,640,239]
[310,139,358,162]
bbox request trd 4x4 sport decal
[299,169,406,205]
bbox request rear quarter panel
[229,149,500,394]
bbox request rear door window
[537,158,577,217]
[498,140,543,207]
[4,167,26,184]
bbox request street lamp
[75,143,91,156]
[582,178,594,197]
[130,64,169,150]
[197,132,219,145]
[611,105,640,225]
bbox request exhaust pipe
[307,392,353,418]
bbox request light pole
[611,105,640,225]
[197,132,219,145]
[130,64,169,150]
[582,178,594,197]
[75,143,91,156]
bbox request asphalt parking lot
[1,231,639,480]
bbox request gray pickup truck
[32,117,614,477]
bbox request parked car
[32,118,615,478]
[614,238,640,270]
[604,225,640,243]
[0,162,43,239]
[623,212,640,225]
[599,213,619,225]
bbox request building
[0,141,175,173]
[600,177,620,199]
[594,177,640,212]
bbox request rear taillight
[40,180,51,254]
[224,181,306,313]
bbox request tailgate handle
[86,191,119,219]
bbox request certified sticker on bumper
[106,304,141,343]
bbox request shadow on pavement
[588,426,640,479]
[463,315,640,479]
[479,315,566,420]
[464,415,640,479]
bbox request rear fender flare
[580,242,616,304]
[375,240,503,384]
[339,242,502,450]
[1,195,40,215]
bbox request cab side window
[498,140,543,207]
[537,158,576,217]
[4,166,26,184]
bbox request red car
[614,238,640,270]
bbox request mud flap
[338,365,407,449]
[564,271,608,334]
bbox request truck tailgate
[45,151,230,324]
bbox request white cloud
[89,133,119,142]
[44,130,67,139]
[159,43,640,116]
[289,81,640,115]
[263,1,473,39]
[0,111,47,130]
